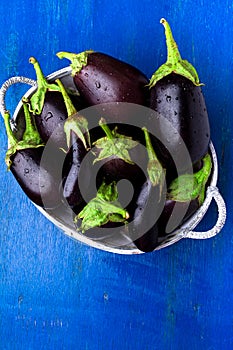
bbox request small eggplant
[157,152,212,239]
[131,179,161,252]
[92,118,147,191]
[34,91,85,149]
[130,127,166,252]
[24,57,86,150]
[157,198,200,238]
[148,19,210,175]
[74,181,129,234]
[54,79,91,212]
[62,128,89,212]
[4,102,62,209]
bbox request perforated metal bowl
[0,68,227,254]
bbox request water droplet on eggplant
[95,81,101,88]
[44,112,53,122]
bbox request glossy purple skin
[157,198,200,238]
[10,147,62,209]
[62,132,89,212]
[131,180,161,252]
[34,91,86,149]
[94,142,148,206]
[149,73,210,173]
[73,52,149,108]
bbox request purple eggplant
[24,57,86,150]
[73,180,129,234]
[3,102,62,209]
[91,119,147,191]
[157,152,212,239]
[34,91,85,149]
[129,127,166,252]
[131,179,161,252]
[157,198,200,238]
[51,79,91,212]
[148,19,210,175]
[62,127,89,212]
[57,51,149,105]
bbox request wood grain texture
[0,1,232,349]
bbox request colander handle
[0,76,37,117]
[185,186,226,239]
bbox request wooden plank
[0,1,232,349]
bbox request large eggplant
[57,51,149,107]
[149,19,210,176]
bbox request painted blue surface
[0,1,232,349]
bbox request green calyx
[27,57,60,115]
[142,127,165,196]
[167,153,212,205]
[149,18,202,88]
[56,50,94,76]
[74,181,129,232]
[55,79,90,150]
[93,118,139,164]
[4,101,44,169]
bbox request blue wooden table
[0,1,232,349]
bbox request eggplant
[56,51,149,134]
[62,131,89,212]
[129,127,166,252]
[10,147,62,208]
[157,152,212,239]
[23,57,86,150]
[34,91,85,150]
[50,78,91,212]
[3,103,62,209]
[131,179,161,252]
[148,19,210,176]
[91,119,147,193]
[157,198,200,238]
[57,51,149,107]
[74,181,129,234]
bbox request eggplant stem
[142,127,165,195]
[168,153,212,203]
[149,18,202,87]
[29,57,59,91]
[56,50,94,76]
[3,104,44,169]
[160,18,182,65]
[74,181,129,232]
[99,117,114,140]
[3,112,17,148]
[55,79,90,149]
[55,79,77,117]
[21,99,42,146]
[28,57,60,114]
[142,127,157,161]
